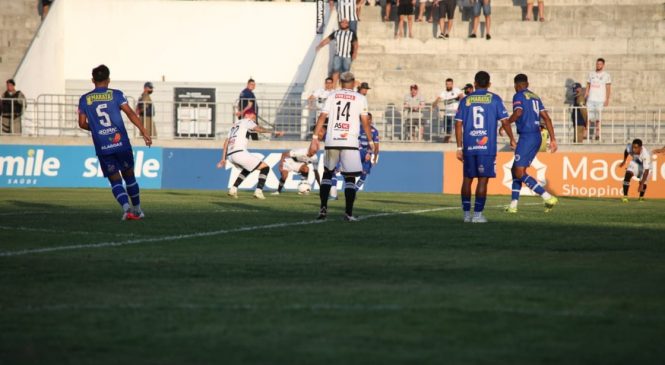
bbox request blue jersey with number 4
[513,89,546,135]
[455,90,509,156]
[78,87,132,155]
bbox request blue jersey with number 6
[78,87,132,155]
[455,89,509,156]
[512,89,546,135]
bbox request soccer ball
[298,182,311,195]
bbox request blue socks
[521,174,546,196]
[461,195,471,212]
[124,174,140,208]
[111,182,130,212]
[511,178,522,201]
[474,197,486,213]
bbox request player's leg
[121,168,144,219]
[473,177,489,223]
[514,139,558,211]
[525,0,533,20]
[461,155,475,222]
[318,150,341,219]
[99,154,134,220]
[356,150,371,190]
[340,150,363,221]
[253,161,270,199]
[483,0,491,38]
[622,170,634,202]
[274,155,288,194]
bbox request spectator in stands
[237,78,259,140]
[330,0,359,34]
[396,0,416,39]
[469,0,491,40]
[384,0,396,22]
[316,20,358,87]
[571,82,588,143]
[434,0,456,39]
[416,0,433,22]
[39,0,54,20]
[1,79,26,134]
[357,82,371,96]
[525,0,544,21]
[433,78,463,136]
[403,84,425,140]
[585,58,611,141]
[136,82,156,137]
[463,83,474,95]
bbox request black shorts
[398,3,414,15]
[437,0,456,19]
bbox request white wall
[16,0,317,98]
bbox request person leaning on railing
[135,82,156,137]
[1,79,26,135]
[571,82,588,143]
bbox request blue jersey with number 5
[455,90,509,156]
[78,87,132,155]
[513,89,546,135]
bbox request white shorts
[587,100,604,121]
[627,161,644,179]
[324,148,362,176]
[228,150,262,171]
[283,158,305,173]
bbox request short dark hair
[367,112,373,120]
[325,77,333,82]
[6,79,15,86]
[597,58,605,64]
[474,71,490,88]
[247,78,255,84]
[92,65,110,82]
[445,78,453,83]
[514,73,529,84]
[632,138,643,147]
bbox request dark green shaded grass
[1,189,664,364]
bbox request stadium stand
[0,0,40,85]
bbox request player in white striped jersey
[217,110,283,199]
[309,72,374,221]
[619,139,651,202]
[272,148,321,195]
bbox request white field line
[0,203,543,258]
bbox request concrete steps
[0,0,41,83]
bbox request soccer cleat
[228,186,238,199]
[544,196,559,212]
[316,207,328,220]
[121,211,141,221]
[638,197,645,202]
[505,206,518,214]
[344,214,359,222]
[463,215,472,223]
[621,197,629,203]
[132,208,145,219]
[472,215,488,223]
[253,189,265,200]
[271,191,281,196]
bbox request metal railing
[2,95,664,146]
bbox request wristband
[312,135,319,140]
[457,147,463,151]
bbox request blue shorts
[463,154,496,178]
[513,134,542,167]
[360,149,372,174]
[97,150,135,177]
[332,55,352,74]
[473,0,491,16]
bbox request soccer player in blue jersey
[501,73,559,213]
[78,65,153,220]
[356,112,380,190]
[455,71,509,223]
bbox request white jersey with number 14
[321,89,368,149]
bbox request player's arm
[605,83,611,107]
[639,169,650,192]
[432,96,441,108]
[360,114,374,153]
[217,138,229,169]
[502,109,519,149]
[78,113,90,131]
[120,103,152,147]
[540,110,557,153]
[253,125,284,137]
[619,148,629,167]
[454,119,464,162]
[316,34,333,51]
[313,167,322,186]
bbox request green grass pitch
[1,188,664,364]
